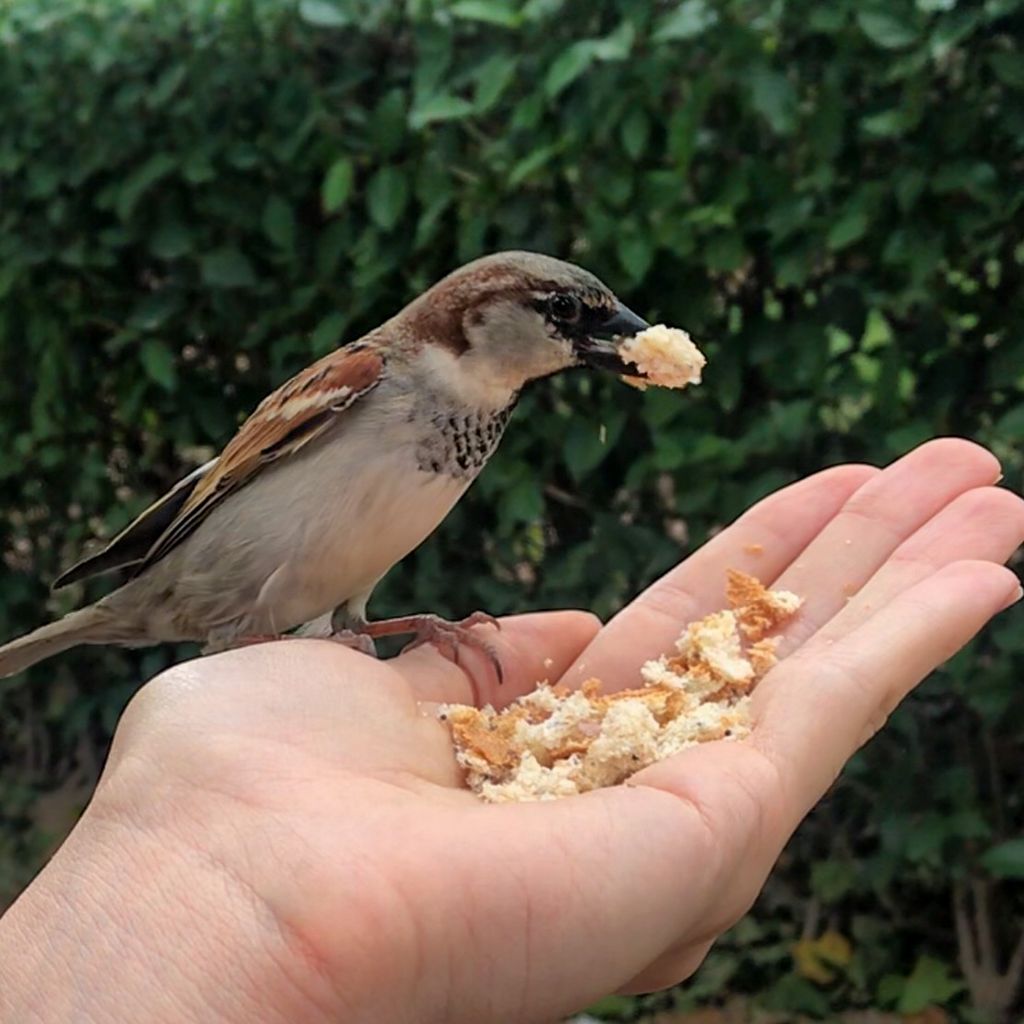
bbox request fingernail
[1003,583,1023,610]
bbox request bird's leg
[217,614,377,658]
[348,612,504,685]
[327,606,378,657]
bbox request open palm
[20,438,1022,1024]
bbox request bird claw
[404,616,504,686]
[359,612,504,688]
[326,630,378,657]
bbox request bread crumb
[725,569,802,642]
[441,571,801,802]
[619,324,706,391]
[744,543,764,556]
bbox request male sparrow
[0,251,653,678]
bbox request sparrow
[0,250,652,679]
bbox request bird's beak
[574,302,651,375]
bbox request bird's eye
[548,293,581,324]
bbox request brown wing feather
[134,345,385,574]
[53,459,216,589]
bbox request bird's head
[400,251,650,406]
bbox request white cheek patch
[459,299,578,391]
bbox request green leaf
[591,21,635,61]
[128,291,182,331]
[827,207,869,250]
[116,153,176,220]
[704,231,745,272]
[980,838,1024,878]
[897,956,965,1013]
[450,0,522,27]
[563,414,624,480]
[811,859,856,902]
[149,220,192,260]
[932,160,997,197]
[474,54,518,111]
[620,109,650,160]
[995,403,1024,436]
[322,158,355,213]
[504,477,544,525]
[896,169,926,210]
[366,166,409,231]
[652,0,718,41]
[544,40,596,96]
[311,311,349,354]
[370,89,408,157]
[857,10,920,48]
[508,143,560,186]
[990,53,1024,89]
[410,94,474,130]
[200,246,257,289]
[749,66,797,134]
[617,233,654,280]
[261,196,296,250]
[146,64,187,109]
[139,339,177,391]
[861,107,913,137]
[810,7,847,31]
[298,0,351,28]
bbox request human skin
[1,438,1021,1024]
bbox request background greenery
[1,0,1023,1018]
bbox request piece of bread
[619,324,706,390]
[440,571,801,803]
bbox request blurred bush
[1,0,1022,1018]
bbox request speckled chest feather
[415,403,516,480]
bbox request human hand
[2,439,1020,1024]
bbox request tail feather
[0,606,122,678]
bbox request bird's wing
[53,459,217,589]
[134,343,386,573]
[55,344,386,588]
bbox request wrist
[0,781,338,1024]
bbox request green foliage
[2,0,1024,1018]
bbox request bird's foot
[326,629,378,657]
[358,612,503,686]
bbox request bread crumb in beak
[619,324,706,390]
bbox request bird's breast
[414,403,515,480]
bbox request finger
[391,610,601,706]
[429,559,1016,1015]
[547,559,1022,1001]
[560,464,878,690]
[768,438,1001,654]
[804,485,1024,650]
[753,560,1021,829]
